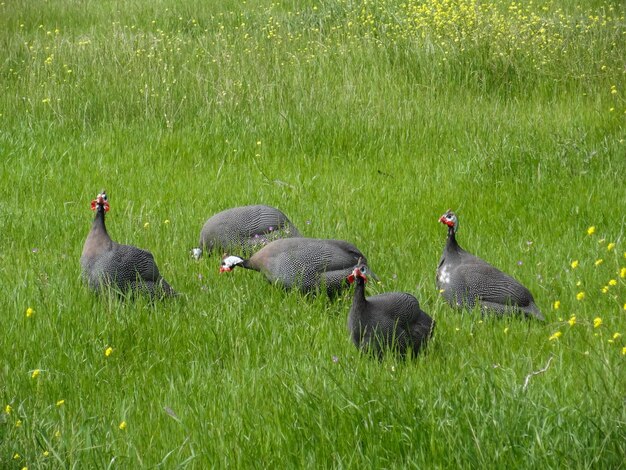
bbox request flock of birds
[81,191,543,358]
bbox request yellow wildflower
[609,279,617,286]
[105,347,113,357]
[593,317,602,328]
[576,292,585,301]
[13,453,20,460]
[164,219,170,225]
[54,430,61,438]
[622,346,626,355]
[25,307,34,318]
[568,316,576,327]
[5,404,12,414]
[607,242,615,251]
[119,420,127,430]
[16,419,22,427]
[143,222,149,229]
[620,267,626,278]
[601,286,609,294]
[613,332,622,340]
[587,226,596,235]
[31,369,40,379]
[594,259,604,266]
[56,399,65,407]
[504,327,509,334]
[553,300,561,310]
[570,260,579,269]
[43,451,49,457]
[549,331,562,341]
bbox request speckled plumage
[222,237,368,296]
[198,205,300,256]
[436,211,543,320]
[81,193,176,299]
[348,266,435,358]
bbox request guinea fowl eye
[360,266,367,274]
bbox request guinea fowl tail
[159,278,178,297]
[524,302,544,321]
[132,279,178,299]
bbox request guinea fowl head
[219,254,244,273]
[90,191,110,213]
[439,210,458,233]
[347,261,368,284]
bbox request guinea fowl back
[198,205,300,256]
[254,238,367,292]
[223,237,369,295]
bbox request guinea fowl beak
[439,215,454,227]
[348,267,368,283]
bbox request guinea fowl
[192,205,301,259]
[347,264,435,358]
[81,191,176,298]
[437,210,543,320]
[219,237,369,296]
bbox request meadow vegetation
[1,0,625,467]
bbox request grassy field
[1,0,625,467]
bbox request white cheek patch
[222,255,243,268]
[438,266,451,285]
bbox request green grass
[1,0,625,467]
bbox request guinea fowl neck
[352,277,367,309]
[91,206,109,237]
[446,226,461,254]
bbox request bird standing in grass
[436,210,543,320]
[347,263,435,358]
[81,191,176,299]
